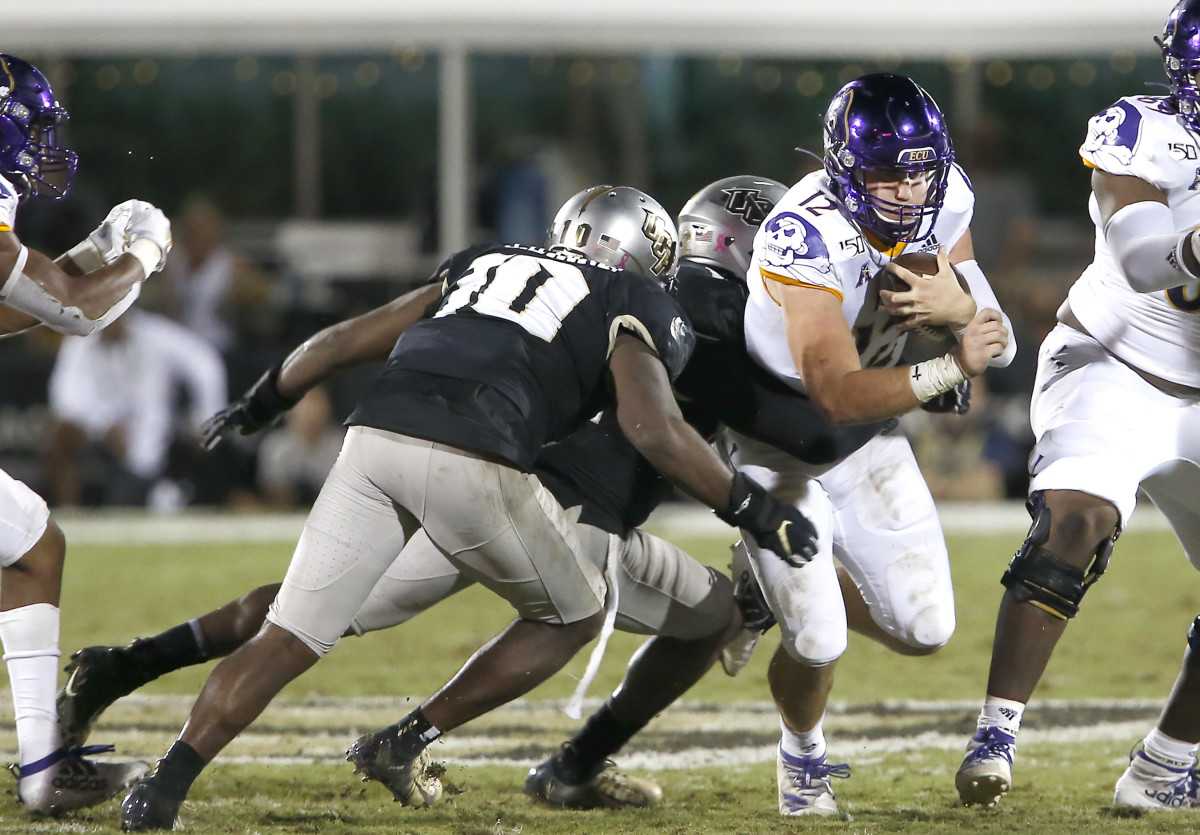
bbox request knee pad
[778,622,845,666]
[904,604,955,651]
[1001,492,1118,620]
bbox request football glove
[200,363,298,450]
[920,378,972,415]
[716,472,818,568]
[125,201,173,272]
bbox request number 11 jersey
[348,243,694,472]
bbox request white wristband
[126,238,163,278]
[65,239,107,273]
[909,354,967,403]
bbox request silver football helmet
[678,175,788,280]
[547,185,680,285]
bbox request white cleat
[776,746,850,817]
[1113,748,1200,810]
[955,727,1015,807]
[13,745,149,818]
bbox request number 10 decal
[439,253,590,341]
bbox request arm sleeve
[954,259,1017,368]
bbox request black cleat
[119,774,183,832]
[525,744,662,809]
[58,645,153,749]
[346,727,443,807]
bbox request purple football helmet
[1159,0,1200,132]
[0,55,77,201]
[822,73,953,245]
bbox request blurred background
[0,1,1176,512]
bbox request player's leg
[57,584,279,749]
[1112,460,1200,809]
[344,437,606,806]
[727,435,850,818]
[959,326,1152,807]
[0,470,148,816]
[122,427,422,830]
[526,525,739,808]
[824,433,956,657]
[62,529,473,749]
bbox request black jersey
[348,243,694,472]
[672,260,885,465]
[534,410,670,536]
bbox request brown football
[876,252,965,361]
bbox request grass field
[0,507,1197,832]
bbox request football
[876,251,965,362]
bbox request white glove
[125,202,173,274]
[88,200,141,264]
[64,199,143,272]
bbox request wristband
[127,238,164,278]
[65,239,107,273]
[909,354,967,403]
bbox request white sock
[979,696,1025,737]
[1143,727,1199,770]
[0,603,63,768]
[780,715,826,760]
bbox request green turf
[0,523,1195,832]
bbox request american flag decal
[695,230,714,243]
[598,234,620,251]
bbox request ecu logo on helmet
[897,147,935,164]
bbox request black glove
[715,473,818,567]
[921,379,972,415]
[200,363,299,450]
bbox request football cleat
[525,744,663,809]
[119,772,184,831]
[11,744,149,818]
[345,727,443,807]
[776,746,850,817]
[720,542,776,676]
[58,643,155,749]
[955,726,1016,807]
[1113,746,1200,809]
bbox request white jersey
[0,172,19,232]
[1072,95,1200,387]
[744,165,983,390]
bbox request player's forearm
[623,413,734,511]
[808,366,923,426]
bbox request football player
[957,0,1200,810]
[733,73,1013,817]
[0,54,171,816]
[119,185,818,830]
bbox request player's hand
[126,202,173,272]
[200,363,297,450]
[880,248,976,330]
[716,473,818,568]
[952,309,1007,377]
[85,200,141,265]
[921,379,972,414]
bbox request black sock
[559,700,647,784]
[125,623,206,681]
[392,708,441,757]
[151,741,206,800]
